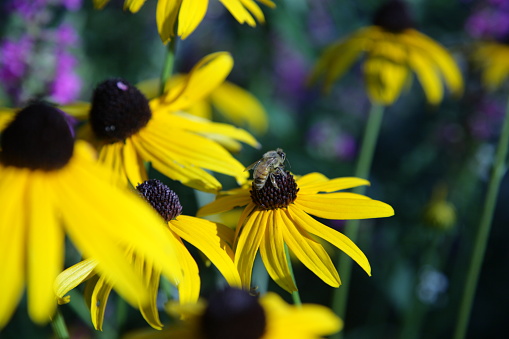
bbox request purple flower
[60,0,83,11]
[54,24,79,46]
[49,51,81,104]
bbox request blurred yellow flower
[309,0,463,106]
[55,179,240,330]
[0,103,180,328]
[423,184,456,231]
[124,288,342,339]
[93,0,276,43]
[74,52,259,192]
[473,41,509,90]
[198,171,394,292]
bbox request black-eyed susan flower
[55,179,241,330]
[472,40,509,90]
[93,0,276,43]
[197,170,394,292]
[309,0,463,106]
[76,52,258,192]
[124,287,342,339]
[0,103,181,328]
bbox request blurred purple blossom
[468,98,505,140]
[466,0,509,40]
[6,0,49,21]
[54,24,80,46]
[0,35,34,102]
[61,0,83,11]
[50,51,81,104]
[306,120,357,161]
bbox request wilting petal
[54,259,98,304]
[88,275,113,331]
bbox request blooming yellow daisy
[93,0,276,43]
[55,179,241,330]
[78,52,258,192]
[309,0,463,106]
[124,287,342,339]
[0,103,181,328]
[472,41,509,90]
[197,169,394,292]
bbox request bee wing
[244,159,261,172]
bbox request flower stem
[453,96,509,339]
[285,243,302,306]
[159,39,177,95]
[331,103,385,339]
[51,309,70,339]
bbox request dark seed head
[89,78,152,143]
[1,102,74,171]
[200,288,266,339]
[136,179,182,221]
[373,0,414,33]
[250,171,299,210]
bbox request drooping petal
[177,0,208,39]
[0,167,28,327]
[280,209,340,288]
[27,174,64,323]
[289,206,371,275]
[169,231,200,304]
[170,216,241,287]
[259,210,297,292]
[54,259,98,304]
[210,81,268,134]
[123,137,148,187]
[156,0,182,43]
[88,275,113,331]
[219,0,258,26]
[407,49,444,105]
[135,254,163,330]
[124,0,147,13]
[298,176,370,194]
[234,210,268,289]
[295,193,394,220]
[364,54,409,105]
[98,141,128,186]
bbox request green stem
[331,103,385,339]
[285,243,302,306]
[453,96,509,339]
[51,309,70,339]
[159,39,177,95]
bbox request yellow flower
[75,52,259,192]
[309,0,463,106]
[93,0,276,43]
[55,179,241,330]
[198,169,394,292]
[0,103,181,327]
[472,41,509,90]
[124,287,342,339]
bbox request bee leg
[276,167,287,177]
[270,173,279,189]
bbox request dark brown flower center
[250,171,299,210]
[89,78,152,143]
[1,102,74,171]
[136,179,182,221]
[200,288,266,339]
[373,0,414,33]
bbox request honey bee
[245,148,287,190]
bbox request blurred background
[1,0,508,338]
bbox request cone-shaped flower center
[89,78,152,143]
[250,171,299,210]
[136,179,183,221]
[373,0,414,33]
[201,288,266,339]
[1,103,74,170]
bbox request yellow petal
[54,259,98,303]
[136,256,163,330]
[164,52,234,109]
[196,192,251,217]
[93,0,110,9]
[295,194,395,220]
[89,275,113,331]
[407,49,444,105]
[364,55,409,105]
[234,210,267,289]
[288,206,371,276]
[59,101,90,120]
[187,100,213,120]
[259,210,297,292]
[280,209,340,287]
[219,0,257,26]
[98,141,129,187]
[170,231,200,304]
[124,0,147,12]
[295,172,329,186]
[0,108,15,132]
[156,0,182,43]
[0,167,28,327]
[27,174,64,323]
[210,81,268,135]
[170,216,240,287]
[123,138,148,187]
[298,176,370,194]
[177,0,208,39]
